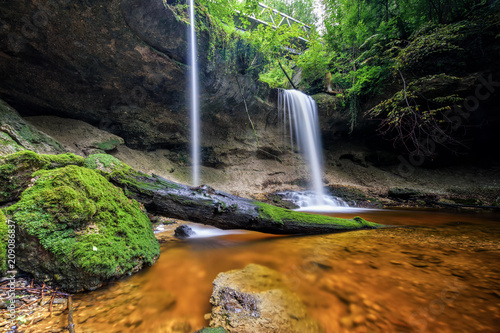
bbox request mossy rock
[93,138,124,152]
[0,99,65,155]
[5,165,160,292]
[0,131,25,156]
[0,151,84,204]
[0,210,7,275]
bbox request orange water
[39,209,500,332]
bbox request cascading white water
[279,89,326,206]
[188,0,200,186]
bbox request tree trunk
[90,155,382,235]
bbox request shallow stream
[39,209,500,333]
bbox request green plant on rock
[6,165,160,291]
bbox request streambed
[35,209,500,332]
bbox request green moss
[6,165,160,290]
[0,210,7,275]
[94,138,122,151]
[0,99,65,153]
[253,202,379,229]
[0,151,84,203]
[0,132,24,155]
[84,154,181,196]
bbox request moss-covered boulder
[0,210,7,275]
[5,165,160,292]
[0,151,83,204]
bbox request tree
[261,0,318,26]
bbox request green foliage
[295,38,334,91]
[368,74,466,153]
[195,0,316,89]
[6,165,160,289]
[349,65,387,96]
[261,0,317,26]
[258,59,293,88]
[0,210,6,275]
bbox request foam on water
[279,191,380,213]
[188,225,244,238]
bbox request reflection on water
[37,209,500,332]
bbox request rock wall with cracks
[0,0,275,151]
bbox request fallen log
[84,154,383,234]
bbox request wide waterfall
[188,0,200,186]
[279,89,326,206]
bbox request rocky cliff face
[0,0,274,151]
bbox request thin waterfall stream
[188,0,200,186]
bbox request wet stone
[174,225,196,238]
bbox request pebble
[53,298,67,305]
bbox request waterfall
[279,89,326,206]
[188,0,200,186]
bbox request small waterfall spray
[188,0,200,186]
[279,89,325,206]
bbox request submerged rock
[196,328,227,333]
[208,264,323,333]
[5,165,160,292]
[174,225,196,238]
